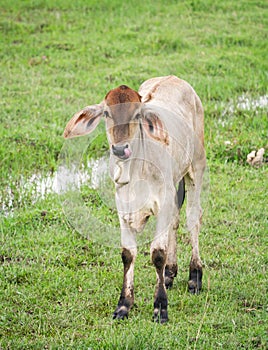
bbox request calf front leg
[113,247,136,320]
[113,221,137,320]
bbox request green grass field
[0,0,267,349]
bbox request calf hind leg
[164,225,179,289]
[164,263,178,289]
[152,248,168,323]
[187,204,203,294]
[165,187,181,289]
[186,168,204,294]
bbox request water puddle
[0,156,109,217]
[218,94,268,126]
[225,94,267,114]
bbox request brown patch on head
[105,85,141,106]
[104,85,141,145]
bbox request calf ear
[141,108,169,145]
[63,103,103,139]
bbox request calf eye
[145,117,154,133]
[148,120,154,133]
[134,113,141,120]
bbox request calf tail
[177,177,185,208]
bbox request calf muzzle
[112,144,131,159]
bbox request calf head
[63,85,169,159]
[104,85,141,160]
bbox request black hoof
[164,264,178,289]
[153,308,168,324]
[164,276,174,289]
[188,267,202,294]
[113,306,129,320]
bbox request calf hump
[105,85,141,106]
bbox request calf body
[64,75,206,322]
